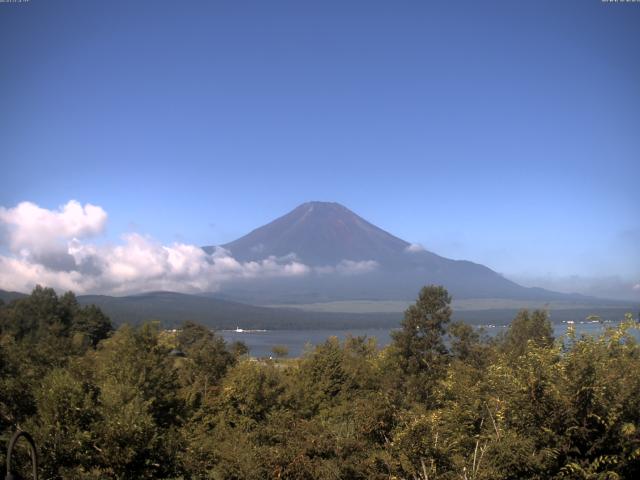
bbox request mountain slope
[0,289,27,303]
[76,291,400,329]
[1,289,634,329]
[204,201,579,302]
[206,201,410,265]
[72,292,640,329]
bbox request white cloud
[633,283,640,291]
[335,260,379,275]
[315,260,379,276]
[0,200,387,295]
[0,256,88,294]
[405,243,425,253]
[0,200,106,255]
[0,201,311,295]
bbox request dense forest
[1,285,639,479]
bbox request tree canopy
[0,286,638,479]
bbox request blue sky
[1,0,639,298]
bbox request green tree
[0,286,71,341]
[448,320,493,369]
[271,344,289,359]
[296,337,352,416]
[88,323,185,479]
[71,304,113,347]
[176,321,237,408]
[499,309,554,358]
[28,367,99,479]
[390,285,452,403]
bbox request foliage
[389,285,452,405]
[0,286,639,479]
[271,344,289,358]
[498,308,555,358]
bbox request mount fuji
[203,202,580,304]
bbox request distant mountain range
[0,289,398,329]
[75,291,400,330]
[204,201,590,304]
[2,289,634,330]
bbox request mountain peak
[213,202,410,265]
[299,201,343,208]
[202,202,576,302]
[294,201,351,215]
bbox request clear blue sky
[1,0,638,298]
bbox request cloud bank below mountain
[0,201,377,295]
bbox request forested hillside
[1,286,639,479]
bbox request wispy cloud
[315,260,379,276]
[405,243,425,253]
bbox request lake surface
[219,322,636,358]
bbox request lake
[218,321,637,358]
